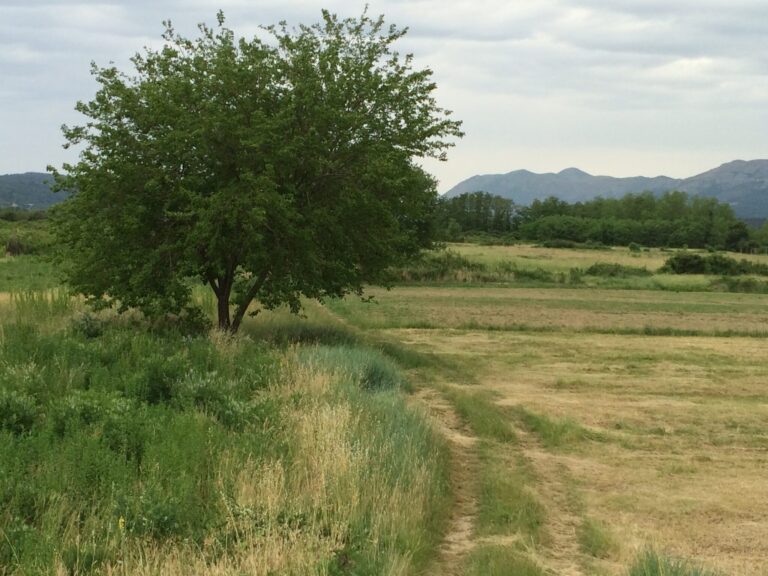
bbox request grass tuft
[628,549,721,576]
[579,517,619,559]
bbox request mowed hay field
[328,244,768,575]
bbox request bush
[70,312,104,338]
[396,250,488,282]
[660,252,708,274]
[661,252,768,276]
[0,390,38,434]
[628,242,642,253]
[585,263,652,277]
[539,239,577,249]
[710,276,768,294]
[5,235,29,256]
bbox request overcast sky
[2,0,767,192]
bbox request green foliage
[51,10,462,332]
[585,262,652,277]
[0,389,38,435]
[0,323,280,569]
[0,309,449,573]
[436,189,751,249]
[434,191,520,239]
[0,209,48,222]
[627,549,721,576]
[661,252,768,276]
[396,250,488,282]
[0,219,53,257]
[710,276,768,293]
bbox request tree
[51,10,462,332]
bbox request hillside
[0,172,64,209]
[445,160,768,218]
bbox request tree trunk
[230,271,269,334]
[216,293,231,331]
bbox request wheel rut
[413,387,480,576]
[514,425,586,576]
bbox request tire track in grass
[414,387,480,575]
[511,420,586,576]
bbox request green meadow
[0,261,450,575]
[3,240,766,575]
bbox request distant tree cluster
[0,208,47,222]
[436,190,761,251]
[433,192,520,239]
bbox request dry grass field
[327,244,768,575]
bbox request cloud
[1,0,767,188]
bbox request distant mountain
[445,160,768,218]
[0,172,65,209]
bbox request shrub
[396,250,488,282]
[5,234,29,256]
[661,252,768,276]
[540,239,577,249]
[511,266,554,282]
[710,276,768,294]
[585,263,652,277]
[628,242,642,253]
[660,252,708,274]
[0,390,38,434]
[70,312,104,338]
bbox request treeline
[0,208,47,222]
[435,191,764,251]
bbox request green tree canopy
[52,10,462,332]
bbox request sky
[2,0,767,192]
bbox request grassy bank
[0,294,450,575]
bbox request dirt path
[412,387,480,576]
[514,425,586,576]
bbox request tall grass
[0,301,450,573]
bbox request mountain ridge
[444,159,768,218]
[0,172,64,209]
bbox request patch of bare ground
[412,387,480,576]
